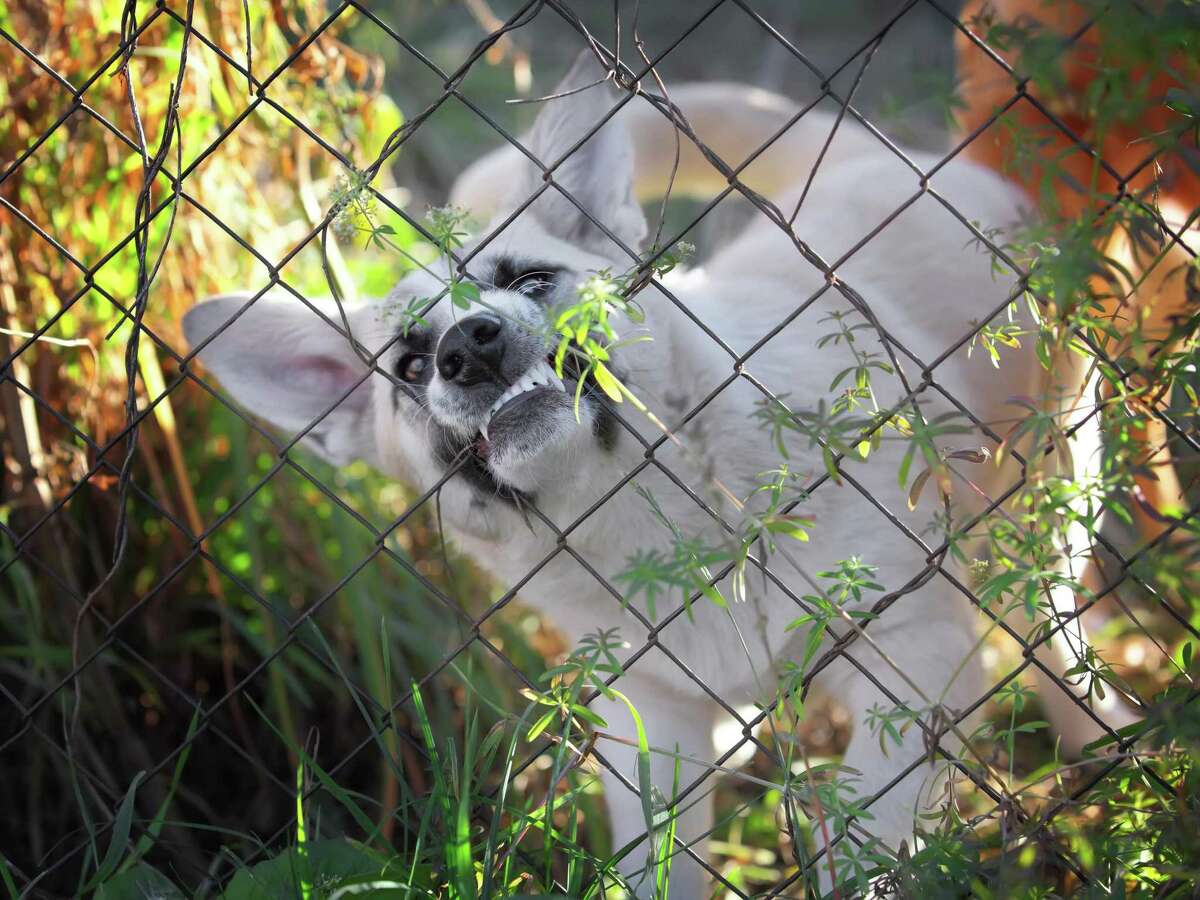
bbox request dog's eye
[398,354,427,383]
[507,268,558,299]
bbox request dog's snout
[436,313,506,385]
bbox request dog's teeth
[482,361,566,434]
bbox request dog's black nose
[436,313,506,385]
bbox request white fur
[184,56,1131,898]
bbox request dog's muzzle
[430,312,569,452]
[436,312,508,386]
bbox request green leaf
[978,569,1026,607]
[591,362,623,403]
[763,517,811,542]
[84,771,145,892]
[222,841,409,900]
[699,582,728,609]
[449,280,480,309]
[526,709,558,742]
[570,705,608,728]
[295,764,311,900]
[129,708,199,865]
[95,863,184,900]
[897,442,916,490]
[0,855,17,900]
[450,725,475,900]
[246,697,379,839]
[572,373,588,422]
[553,339,570,377]
[785,613,816,631]
[801,621,829,672]
[822,446,840,483]
[611,690,656,849]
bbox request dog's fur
[185,56,1132,896]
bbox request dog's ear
[183,294,376,466]
[508,51,646,257]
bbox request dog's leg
[805,618,977,896]
[590,678,717,899]
[1019,350,1142,754]
[1095,219,1196,543]
[1029,210,1200,752]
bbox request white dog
[185,54,1129,897]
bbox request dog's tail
[449,83,879,219]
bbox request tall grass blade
[128,707,201,866]
[0,854,18,900]
[245,696,379,839]
[296,762,312,900]
[654,753,682,899]
[82,771,144,893]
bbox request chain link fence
[2,0,1198,896]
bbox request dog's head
[183,56,647,538]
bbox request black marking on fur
[593,400,619,452]
[491,257,563,301]
[391,327,432,412]
[431,422,530,510]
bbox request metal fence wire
[2,0,1198,897]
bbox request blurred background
[2,0,1194,896]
